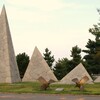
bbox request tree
[16,52,30,79]
[69,45,82,70]
[83,10,100,74]
[53,58,70,80]
[43,48,55,69]
[53,45,82,80]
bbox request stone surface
[22,46,57,82]
[94,76,100,83]
[55,88,64,91]
[59,63,93,84]
[0,6,21,83]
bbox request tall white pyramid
[59,63,93,84]
[0,6,21,83]
[22,46,57,82]
[94,76,100,83]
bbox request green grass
[0,82,100,95]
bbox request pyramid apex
[3,5,5,9]
[34,46,41,54]
[1,5,6,12]
[77,63,83,66]
[0,5,7,18]
[34,46,39,52]
[34,46,38,49]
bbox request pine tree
[69,45,82,70]
[53,58,69,80]
[43,48,55,69]
[53,45,82,80]
[16,52,30,79]
[83,10,100,74]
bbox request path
[0,93,99,100]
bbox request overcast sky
[0,0,100,61]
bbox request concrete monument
[59,63,93,84]
[23,46,57,82]
[0,6,21,83]
[94,76,100,83]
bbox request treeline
[16,10,100,80]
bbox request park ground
[0,82,100,95]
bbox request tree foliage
[83,10,100,74]
[53,58,70,80]
[43,48,55,69]
[53,45,82,80]
[16,52,30,79]
[69,45,82,70]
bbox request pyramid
[22,46,57,82]
[0,6,21,83]
[94,76,100,83]
[59,63,93,84]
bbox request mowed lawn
[0,82,100,95]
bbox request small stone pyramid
[94,76,100,83]
[59,63,93,84]
[22,46,58,82]
[0,6,21,83]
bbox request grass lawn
[0,82,100,95]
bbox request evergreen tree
[83,10,100,74]
[43,48,55,69]
[53,45,82,80]
[16,52,30,79]
[69,45,82,70]
[53,58,70,80]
